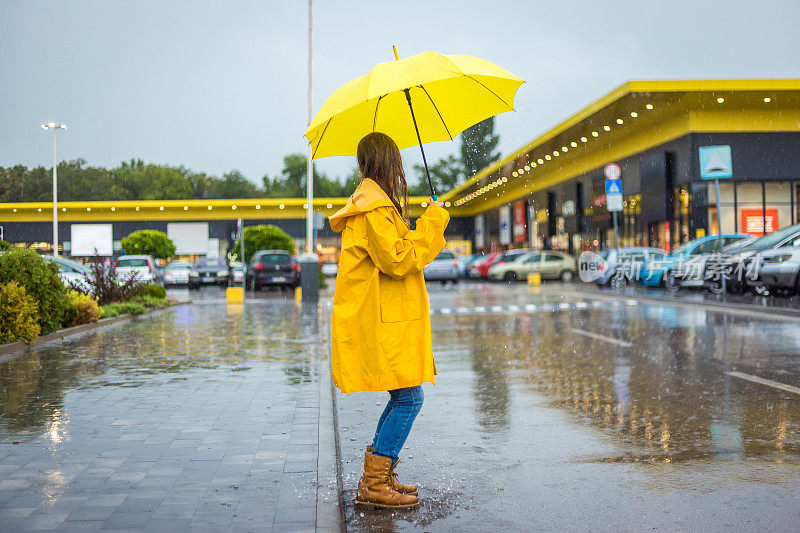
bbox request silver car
[747,246,800,296]
[163,260,193,286]
[44,255,92,293]
[424,249,459,284]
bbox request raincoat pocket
[380,299,422,323]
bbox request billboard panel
[71,224,113,256]
[167,223,209,255]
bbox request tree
[231,225,295,263]
[206,169,261,199]
[120,230,176,259]
[460,117,501,178]
[410,154,463,196]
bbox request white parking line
[507,305,520,312]
[524,304,537,312]
[474,306,487,313]
[440,308,451,314]
[726,371,800,396]
[567,328,633,348]
[491,305,504,312]
[457,307,470,314]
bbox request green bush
[101,301,147,318]
[132,295,169,308]
[0,282,41,343]
[0,249,69,334]
[231,224,295,262]
[134,284,166,299]
[120,230,176,259]
[66,290,103,326]
[0,239,11,252]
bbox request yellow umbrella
[304,47,524,199]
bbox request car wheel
[451,278,459,285]
[560,270,574,283]
[708,281,725,294]
[440,280,447,286]
[753,284,770,297]
[504,272,517,283]
[664,270,679,292]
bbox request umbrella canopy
[304,51,524,160]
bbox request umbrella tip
[393,45,399,60]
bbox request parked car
[468,253,496,279]
[246,250,299,290]
[489,250,577,282]
[43,255,92,293]
[423,249,459,284]
[475,249,531,279]
[114,255,162,285]
[747,246,800,296]
[457,254,482,277]
[163,260,193,286]
[639,234,750,290]
[592,247,668,287]
[321,261,339,277]
[229,261,245,285]
[189,257,230,289]
[722,223,800,293]
[672,236,758,293]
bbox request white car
[163,260,193,286]
[321,262,339,277]
[229,261,245,284]
[44,255,93,293]
[114,255,160,284]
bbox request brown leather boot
[366,446,417,495]
[356,452,418,509]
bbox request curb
[316,355,345,532]
[551,286,800,322]
[0,302,186,364]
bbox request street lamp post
[41,122,67,256]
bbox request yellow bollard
[294,286,302,303]
[226,286,243,303]
[527,273,541,286]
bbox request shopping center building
[1,79,798,259]
[439,79,800,254]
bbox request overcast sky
[2,0,799,187]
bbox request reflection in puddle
[432,306,800,465]
[0,301,321,441]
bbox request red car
[475,249,533,279]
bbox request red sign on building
[741,209,778,236]
[513,200,527,243]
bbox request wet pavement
[0,288,327,531]
[336,282,800,531]
[2,281,800,531]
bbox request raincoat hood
[329,178,396,233]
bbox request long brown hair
[357,132,409,220]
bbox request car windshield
[723,236,758,251]
[257,254,291,264]
[435,250,454,260]
[117,258,148,267]
[747,224,800,248]
[195,258,226,268]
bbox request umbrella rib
[466,75,511,108]
[419,85,453,141]
[312,117,333,159]
[372,95,384,132]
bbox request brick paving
[0,297,329,532]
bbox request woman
[328,132,450,509]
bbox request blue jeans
[371,386,424,463]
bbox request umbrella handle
[403,88,437,200]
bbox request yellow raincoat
[329,178,450,393]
